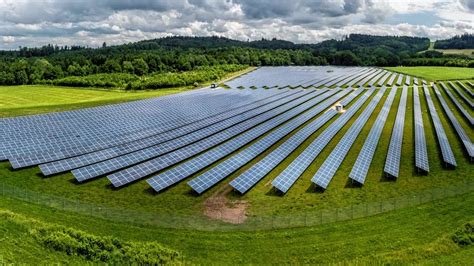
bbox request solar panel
[432,84,474,161]
[438,82,473,126]
[225,67,369,89]
[72,90,319,183]
[16,89,291,167]
[186,90,348,194]
[422,84,456,168]
[38,90,300,175]
[2,88,227,143]
[4,66,471,197]
[377,72,391,87]
[448,81,473,108]
[413,85,430,173]
[396,74,404,86]
[221,90,368,194]
[329,69,366,87]
[2,88,227,158]
[349,86,397,184]
[145,90,336,192]
[267,88,376,194]
[386,73,397,86]
[367,71,386,87]
[456,81,474,97]
[357,69,383,87]
[6,88,279,164]
[405,76,411,86]
[384,85,408,178]
[345,69,378,87]
[312,87,387,189]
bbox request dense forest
[434,34,474,49]
[0,34,473,88]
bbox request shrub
[452,222,474,247]
[52,73,139,88]
[31,225,182,264]
[130,64,247,90]
[47,65,247,89]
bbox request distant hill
[134,36,301,50]
[2,34,428,57]
[434,34,474,49]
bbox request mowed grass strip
[385,66,474,81]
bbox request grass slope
[0,192,472,264]
[385,66,474,81]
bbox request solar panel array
[146,90,330,192]
[396,74,404,86]
[186,89,348,194]
[413,85,430,173]
[432,84,474,161]
[229,89,365,194]
[95,90,321,185]
[448,81,474,108]
[405,76,411,86]
[39,90,301,176]
[312,87,387,189]
[2,66,472,198]
[349,86,397,184]
[269,88,375,193]
[7,88,277,166]
[438,82,473,126]
[423,85,457,168]
[377,72,391,87]
[456,81,474,97]
[224,66,378,89]
[386,74,397,86]
[384,85,408,178]
[357,69,383,87]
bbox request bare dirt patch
[204,185,248,224]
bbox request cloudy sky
[1,0,473,50]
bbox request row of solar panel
[224,67,418,89]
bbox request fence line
[1,180,473,231]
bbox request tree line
[0,34,472,87]
[434,33,474,49]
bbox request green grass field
[385,66,474,81]
[1,66,473,264]
[435,49,474,57]
[0,85,183,117]
[422,42,474,58]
